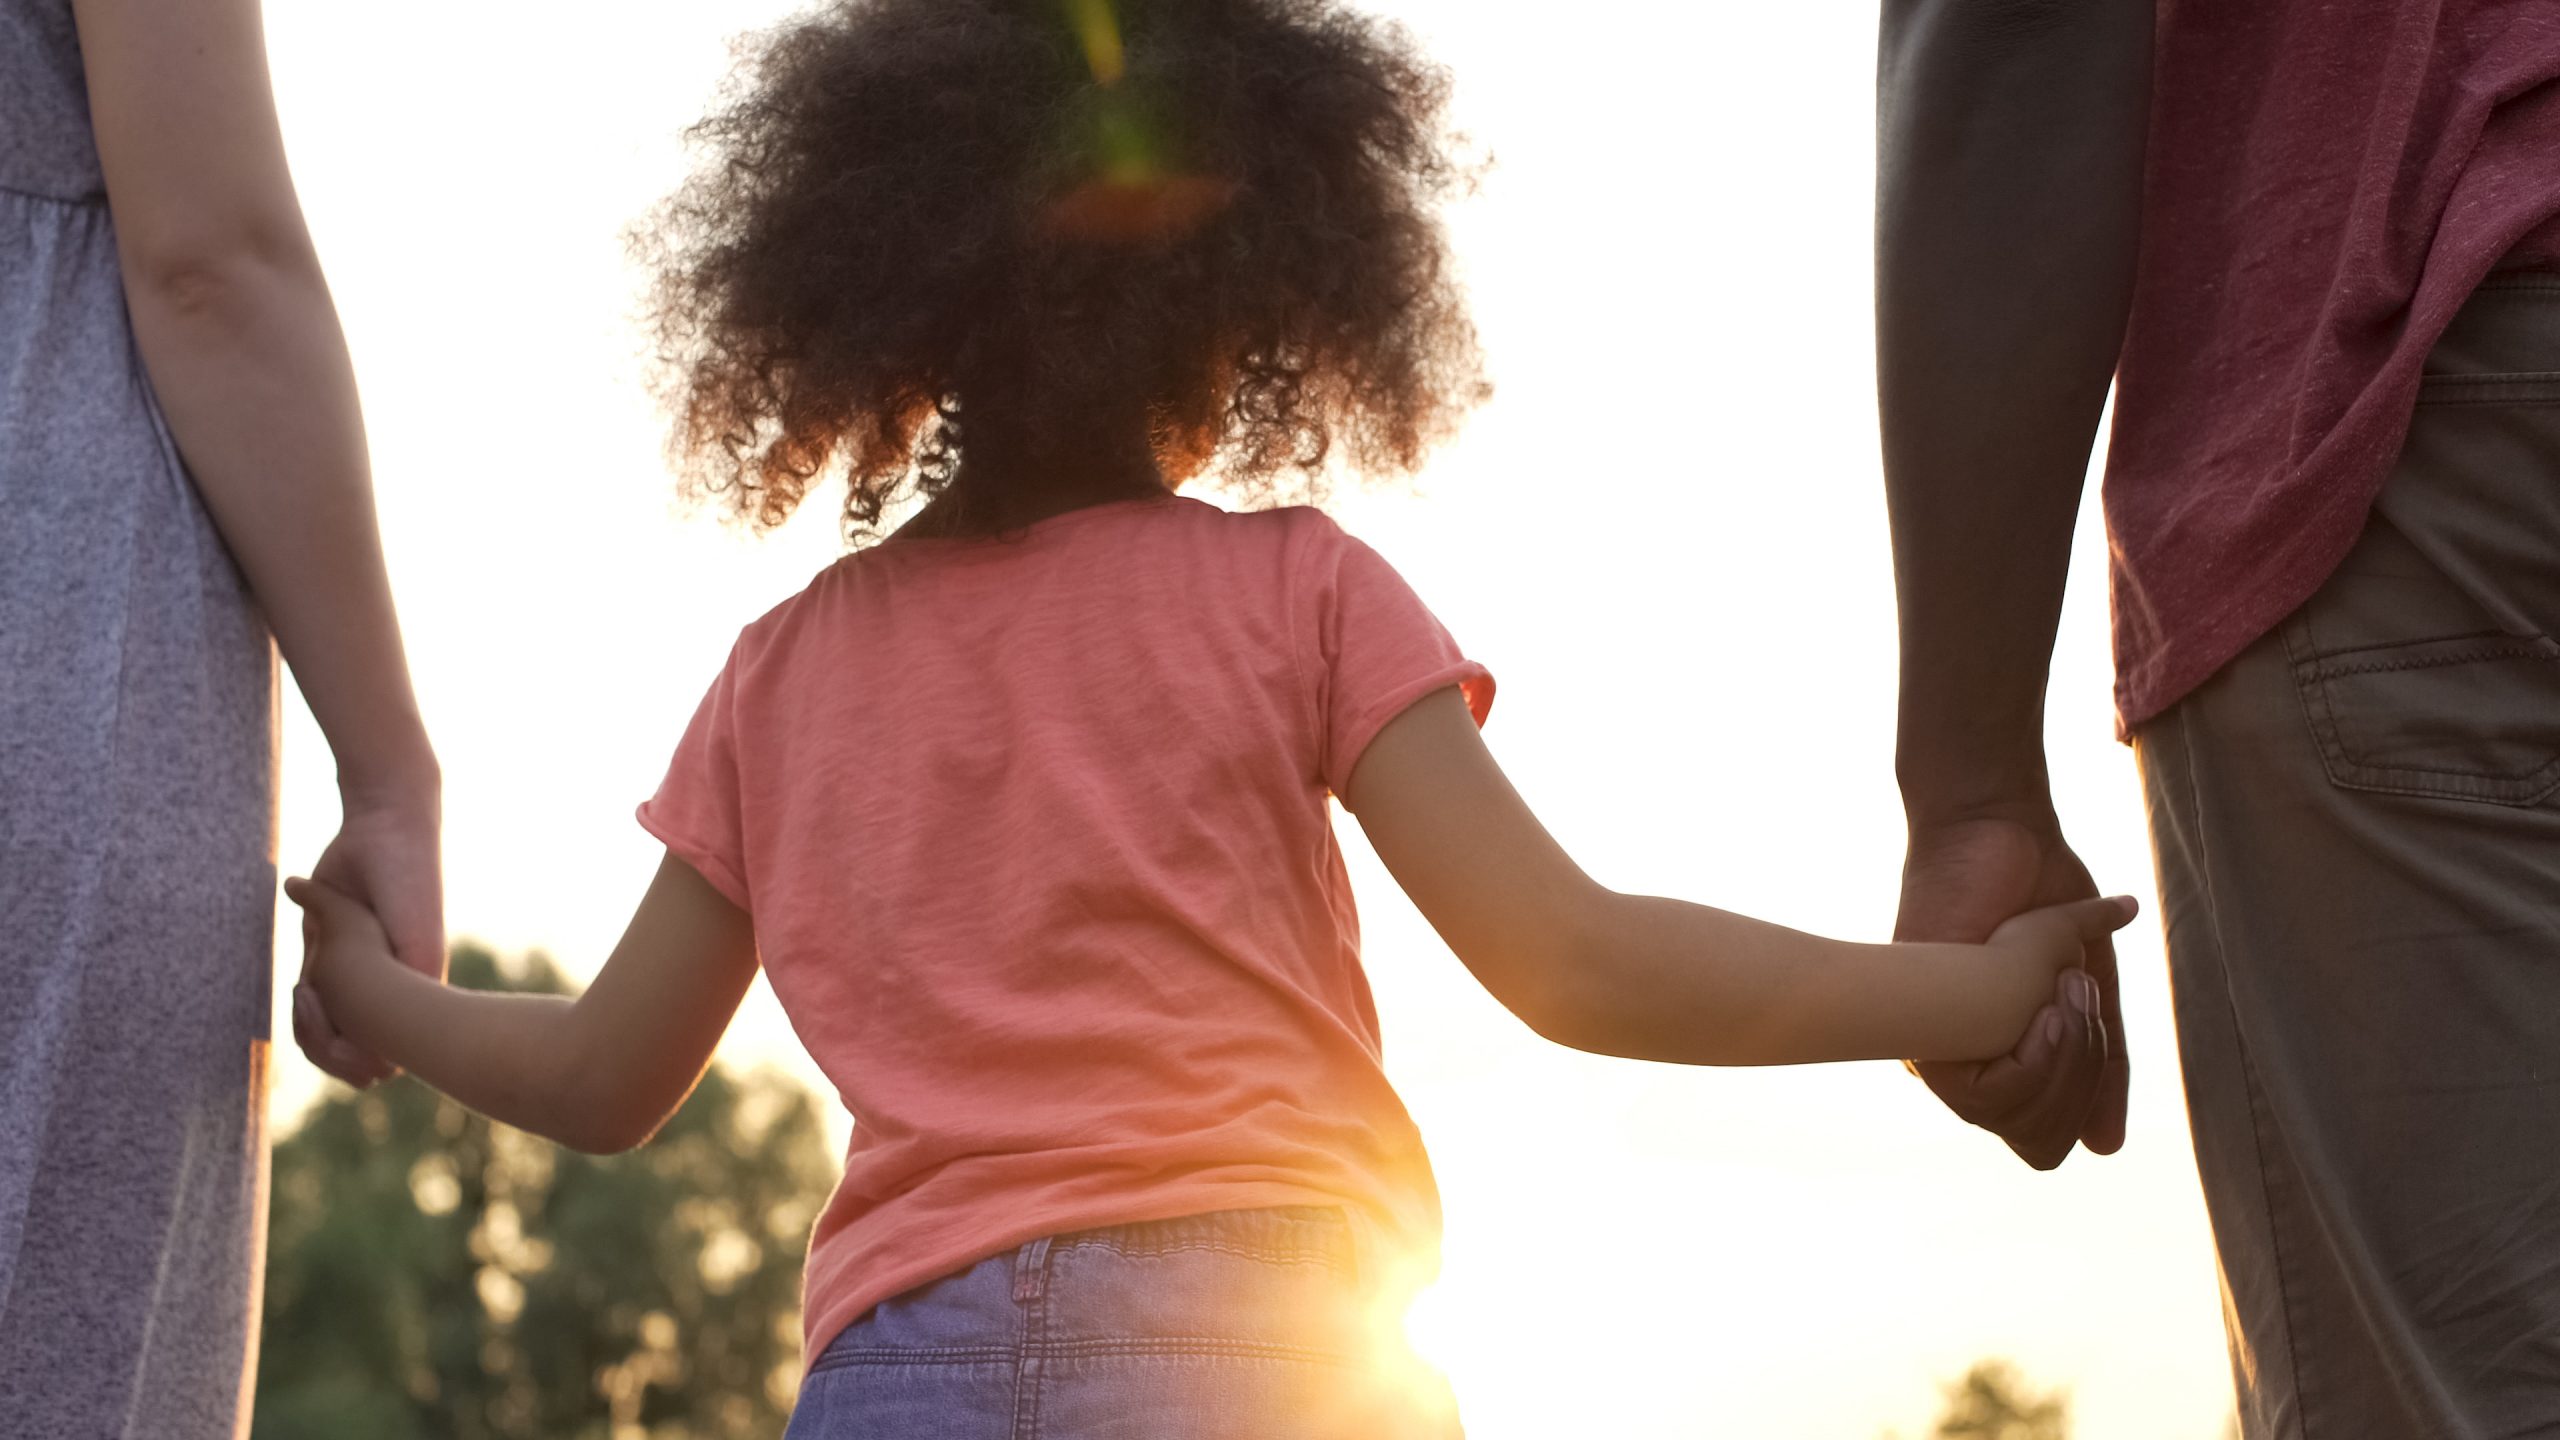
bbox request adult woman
[1,0,440,1432]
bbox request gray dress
[1,2,279,1435]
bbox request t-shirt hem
[633,802,753,911]
[1325,662,1495,798]
[2111,503,2372,737]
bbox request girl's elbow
[1521,890,1641,1053]
[574,1129,649,1158]
[551,1107,659,1157]
[1522,1004,1612,1057]
[1494,944,1619,1056]
[535,1066,669,1155]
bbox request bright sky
[260,3,2233,1436]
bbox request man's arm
[1876,0,2153,1167]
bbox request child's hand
[297,797,444,1087]
[283,876,400,1049]
[1989,894,2139,968]
[1987,894,2140,1037]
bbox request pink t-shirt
[638,496,1492,1359]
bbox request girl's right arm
[1344,690,2133,1066]
[288,853,760,1155]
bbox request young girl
[289,1,2135,1434]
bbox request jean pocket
[1041,1207,1368,1360]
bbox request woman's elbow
[121,224,315,328]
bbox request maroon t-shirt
[2105,1,2560,730]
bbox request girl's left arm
[288,852,759,1154]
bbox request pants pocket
[2284,282,2560,807]
[1041,1206,1367,1358]
[2284,615,2560,805]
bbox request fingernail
[2040,1011,2064,1048]
[2066,972,2096,1015]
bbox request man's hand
[1896,809,2128,1169]
[292,785,444,1088]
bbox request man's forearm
[1878,0,2152,821]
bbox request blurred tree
[1929,1360,2071,1440]
[253,943,839,1440]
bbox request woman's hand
[292,784,443,1087]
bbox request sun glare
[252,1,2230,1434]
[1396,1278,1462,1381]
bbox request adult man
[1874,1,2560,1435]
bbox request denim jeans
[783,1207,1462,1439]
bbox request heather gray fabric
[1,2,278,1436]
[2139,275,2560,1440]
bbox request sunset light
[241,2,2228,1435]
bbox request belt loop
[1011,1235,1054,1304]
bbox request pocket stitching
[2287,620,2560,804]
[1065,1237,1355,1278]
[2307,640,2558,680]
[805,1343,1016,1375]
[2415,374,2560,407]
[2297,627,2517,665]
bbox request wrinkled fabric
[2108,0,2560,729]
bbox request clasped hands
[1899,810,2129,1170]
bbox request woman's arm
[1345,690,2132,1065]
[75,0,443,1080]
[289,852,761,1154]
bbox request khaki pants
[2138,274,2560,1440]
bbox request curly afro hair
[643,0,1486,540]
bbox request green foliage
[1929,1360,2071,1440]
[253,944,839,1440]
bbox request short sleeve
[637,648,755,912]
[1310,528,1495,797]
